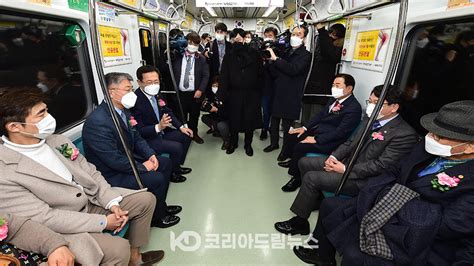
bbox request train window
[0,13,96,131]
[139,28,154,66]
[400,21,474,134]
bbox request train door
[138,16,155,66]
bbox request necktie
[183,56,192,89]
[372,120,382,131]
[150,96,160,121]
[331,101,341,113]
[418,158,447,177]
[119,111,128,130]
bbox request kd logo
[170,231,202,252]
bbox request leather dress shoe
[293,246,336,265]
[193,134,204,144]
[274,217,310,235]
[277,152,290,162]
[263,144,279,153]
[260,130,268,140]
[206,128,214,134]
[178,167,192,175]
[226,144,237,154]
[166,205,182,215]
[278,160,291,168]
[221,141,230,150]
[245,145,254,157]
[139,250,165,265]
[171,173,187,183]
[151,215,180,228]
[281,177,301,192]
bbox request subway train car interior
[0,0,473,265]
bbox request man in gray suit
[275,85,419,235]
[0,88,164,265]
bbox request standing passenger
[220,28,263,156]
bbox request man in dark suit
[208,23,232,81]
[82,72,181,228]
[279,74,362,192]
[264,25,312,158]
[292,101,474,266]
[131,65,192,183]
[275,85,419,235]
[198,33,211,54]
[172,32,210,144]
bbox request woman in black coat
[219,28,263,156]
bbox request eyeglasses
[366,100,389,106]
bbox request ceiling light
[262,6,277,17]
[205,6,217,17]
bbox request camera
[169,29,187,55]
[255,29,292,58]
[281,6,288,14]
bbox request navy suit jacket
[304,94,362,152]
[172,53,210,93]
[82,101,155,179]
[323,142,474,265]
[131,89,182,140]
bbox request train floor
[144,122,319,265]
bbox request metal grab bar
[334,0,409,196]
[327,0,347,14]
[88,0,144,189]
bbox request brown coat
[0,134,144,265]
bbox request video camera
[169,29,187,55]
[250,29,292,58]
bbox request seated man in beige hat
[0,88,164,265]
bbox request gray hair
[104,72,133,90]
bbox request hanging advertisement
[196,0,283,7]
[97,3,116,24]
[283,16,295,30]
[98,25,132,67]
[352,28,392,72]
[447,0,474,9]
[68,0,88,12]
[341,18,356,61]
[108,0,141,11]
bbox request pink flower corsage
[56,144,80,161]
[158,99,166,107]
[431,172,463,192]
[331,103,343,113]
[128,116,138,127]
[0,217,8,241]
[371,132,384,141]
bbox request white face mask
[366,103,384,120]
[120,91,137,109]
[12,37,24,47]
[263,37,273,42]
[425,135,467,157]
[290,36,303,47]
[331,87,345,98]
[416,37,429,48]
[187,44,199,53]
[215,33,225,41]
[211,86,218,94]
[144,84,160,96]
[37,82,49,93]
[244,38,252,44]
[19,114,56,139]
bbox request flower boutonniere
[128,116,138,128]
[431,172,463,192]
[56,143,79,161]
[371,132,384,141]
[331,102,344,113]
[0,217,9,241]
[158,98,166,107]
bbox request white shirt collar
[378,114,399,127]
[336,94,351,104]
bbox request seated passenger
[82,72,181,228]
[201,76,230,150]
[0,88,164,265]
[292,101,474,265]
[275,85,419,235]
[1,212,74,265]
[280,74,362,192]
[131,65,192,183]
